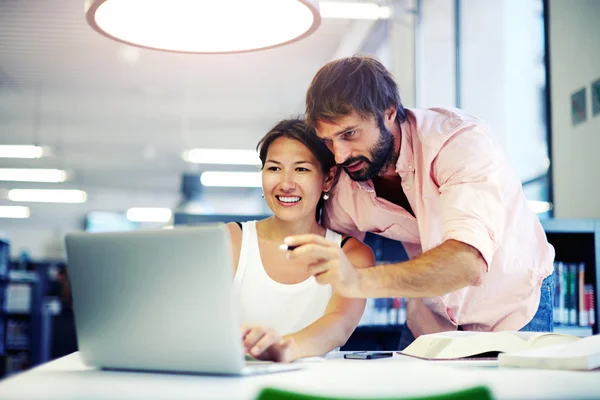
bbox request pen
[279,244,299,251]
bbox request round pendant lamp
[85,0,321,54]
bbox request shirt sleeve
[322,184,366,242]
[431,122,505,271]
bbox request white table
[0,352,598,400]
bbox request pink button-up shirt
[323,107,554,337]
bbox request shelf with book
[553,325,593,337]
[0,246,63,379]
[0,269,44,377]
[541,219,599,335]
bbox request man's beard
[340,118,396,182]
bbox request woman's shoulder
[226,221,243,235]
[226,219,259,232]
[226,221,252,250]
[339,235,375,268]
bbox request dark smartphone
[344,351,393,360]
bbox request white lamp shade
[85,0,321,54]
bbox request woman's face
[262,137,331,222]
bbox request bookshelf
[541,219,599,335]
[1,270,43,376]
[0,236,65,378]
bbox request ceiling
[0,0,379,200]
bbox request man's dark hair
[305,54,407,128]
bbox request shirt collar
[356,179,374,192]
[395,113,415,174]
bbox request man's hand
[284,234,362,297]
[240,324,296,363]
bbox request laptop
[64,223,302,376]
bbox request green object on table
[256,386,493,400]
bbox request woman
[227,118,374,363]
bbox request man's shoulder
[407,107,488,140]
[408,106,483,123]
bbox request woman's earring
[322,192,330,201]
[261,193,265,199]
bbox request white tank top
[232,221,342,336]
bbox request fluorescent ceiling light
[85,0,321,54]
[126,207,172,223]
[0,206,30,219]
[0,168,68,183]
[7,189,87,204]
[201,171,262,188]
[0,145,45,159]
[320,1,391,20]
[528,200,553,214]
[183,149,261,166]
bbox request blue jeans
[398,274,555,351]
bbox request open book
[498,334,600,370]
[398,331,581,360]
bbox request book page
[401,331,579,360]
[498,335,600,370]
[516,335,599,358]
[528,332,580,348]
[402,331,526,359]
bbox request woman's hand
[241,324,296,363]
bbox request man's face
[315,112,396,181]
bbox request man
[284,55,555,349]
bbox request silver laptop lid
[65,223,245,375]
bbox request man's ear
[323,166,338,192]
[385,106,397,123]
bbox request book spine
[398,298,407,325]
[578,263,587,326]
[568,263,577,325]
[387,298,396,325]
[553,262,560,322]
[585,284,595,327]
[557,262,565,324]
[389,298,398,325]
[376,298,387,325]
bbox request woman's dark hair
[256,118,336,222]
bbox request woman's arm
[244,238,375,361]
[283,237,374,359]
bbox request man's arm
[357,239,485,299]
